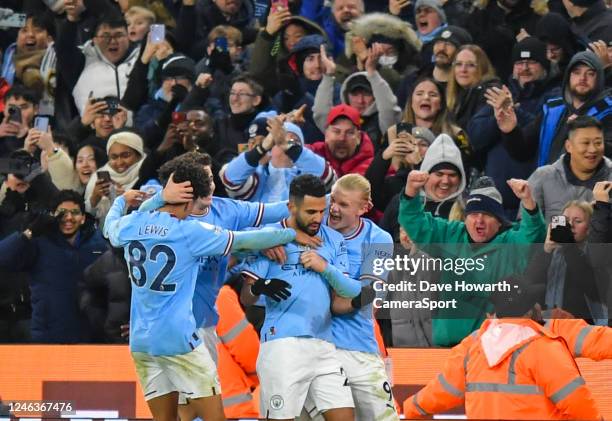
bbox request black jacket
[466,0,542,81]
[0,218,108,343]
[503,52,612,164]
[81,247,130,343]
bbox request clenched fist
[405,170,429,197]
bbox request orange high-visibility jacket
[547,319,612,361]
[216,285,260,418]
[403,318,602,420]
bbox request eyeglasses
[96,33,127,43]
[54,208,82,217]
[453,61,477,69]
[109,150,134,161]
[546,46,562,54]
[229,91,256,99]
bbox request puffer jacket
[0,218,108,343]
[248,16,326,96]
[81,247,131,343]
[307,131,375,177]
[72,41,140,116]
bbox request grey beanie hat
[414,0,448,24]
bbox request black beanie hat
[535,13,577,59]
[512,37,550,72]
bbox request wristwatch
[23,229,33,240]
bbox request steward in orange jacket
[546,318,612,361]
[403,318,602,420]
[216,284,260,418]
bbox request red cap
[326,104,361,128]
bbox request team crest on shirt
[198,221,222,234]
[270,395,284,409]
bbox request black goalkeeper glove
[251,277,292,302]
[351,283,376,309]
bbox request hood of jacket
[80,39,140,69]
[419,133,466,201]
[340,71,377,117]
[277,16,327,58]
[478,318,551,367]
[344,12,422,59]
[551,153,612,185]
[562,50,605,107]
[309,131,375,175]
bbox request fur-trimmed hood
[344,13,422,59]
[474,0,549,15]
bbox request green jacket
[398,194,546,346]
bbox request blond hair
[125,6,156,24]
[207,25,243,46]
[562,200,593,219]
[446,44,496,112]
[334,174,371,203]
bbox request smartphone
[8,105,22,124]
[271,0,289,12]
[396,122,413,135]
[97,170,111,183]
[550,215,572,243]
[150,24,165,44]
[34,116,49,132]
[105,97,120,115]
[215,36,228,53]
[172,111,186,125]
[550,215,567,229]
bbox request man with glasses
[309,104,374,177]
[67,15,139,117]
[0,189,108,343]
[469,37,560,219]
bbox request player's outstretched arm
[231,227,297,252]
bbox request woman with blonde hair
[446,44,500,131]
[525,200,608,324]
[401,77,469,162]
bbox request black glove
[251,277,292,302]
[170,84,189,104]
[209,48,233,74]
[351,283,376,309]
[0,189,26,216]
[27,212,58,237]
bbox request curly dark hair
[289,174,326,203]
[168,159,212,199]
[157,151,212,185]
[51,190,85,214]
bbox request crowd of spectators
[0,0,611,346]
